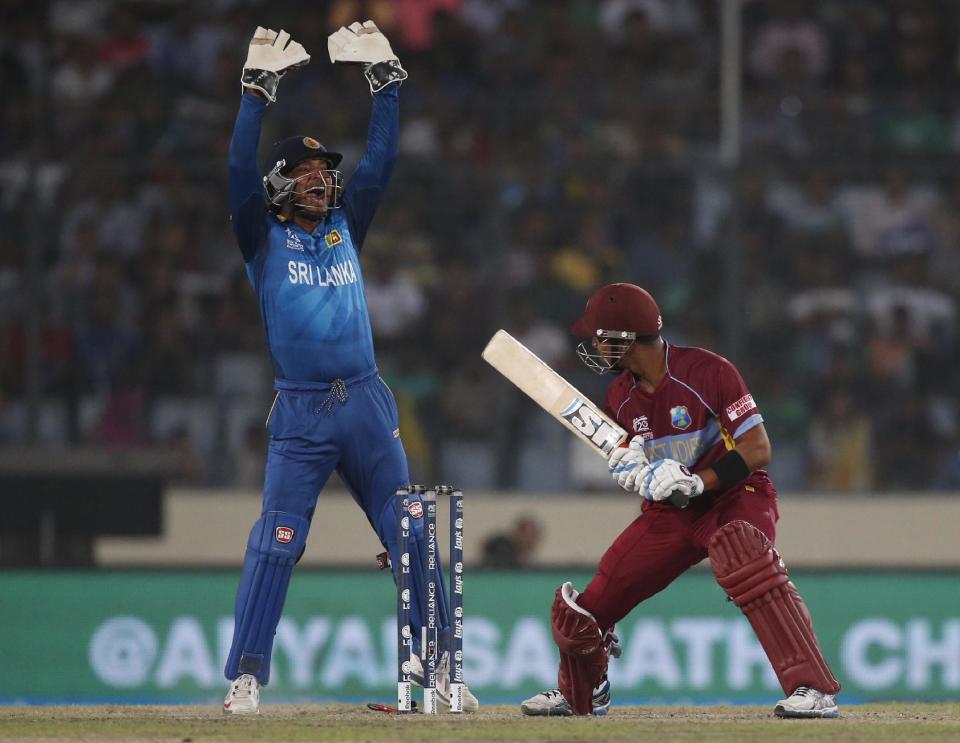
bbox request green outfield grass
[1,704,959,742]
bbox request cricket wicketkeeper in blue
[221,22,477,714]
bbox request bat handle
[668,489,689,509]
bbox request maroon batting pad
[708,520,840,695]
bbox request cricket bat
[481,330,688,508]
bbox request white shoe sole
[520,702,569,717]
[520,701,609,717]
[774,704,838,719]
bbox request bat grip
[668,489,689,509]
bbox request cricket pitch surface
[2,703,958,742]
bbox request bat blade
[482,330,626,457]
[482,329,689,509]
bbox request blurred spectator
[876,92,950,152]
[866,285,955,343]
[865,307,919,392]
[741,92,811,156]
[147,6,233,89]
[873,395,936,491]
[3,0,960,494]
[363,239,428,347]
[599,0,701,36]
[767,171,843,236]
[96,5,149,72]
[47,218,99,326]
[650,33,706,98]
[232,423,268,490]
[393,0,462,51]
[481,515,543,568]
[887,0,950,89]
[509,295,568,368]
[748,0,830,85]
[439,355,499,440]
[95,385,146,449]
[932,448,960,491]
[49,0,110,36]
[51,38,115,102]
[141,317,195,396]
[930,178,960,293]
[840,169,938,260]
[160,426,204,486]
[460,0,525,36]
[807,387,873,491]
[629,217,696,314]
[74,284,140,392]
[828,5,887,81]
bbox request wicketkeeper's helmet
[262,135,343,209]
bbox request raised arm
[328,21,408,251]
[229,91,269,261]
[342,84,400,249]
[229,28,311,261]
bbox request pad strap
[709,521,840,695]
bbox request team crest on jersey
[670,405,692,430]
[324,229,343,248]
[285,227,304,252]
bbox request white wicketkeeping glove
[328,20,408,94]
[641,459,704,503]
[608,438,650,493]
[328,20,396,64]
[241,27,310,103]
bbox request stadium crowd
[1,0,959,492]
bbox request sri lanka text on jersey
[287,259,359,287]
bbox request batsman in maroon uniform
[520,283,840,719]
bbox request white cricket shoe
[223,674,260,715]
[774,686,839,718]
[520,678,611,717]
[410,651,480,712]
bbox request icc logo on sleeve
[670,405,692,430]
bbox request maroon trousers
[579,481,779,632]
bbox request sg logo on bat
[558,397,623,454]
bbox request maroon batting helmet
[572,283,663,338]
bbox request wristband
[364,59,408,94]
[711,449,751,491]
[241,68,281,102]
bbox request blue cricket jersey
[227,87,399,383]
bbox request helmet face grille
[289,169,343,211]
[263,162,343,211]
[576,335,635,375]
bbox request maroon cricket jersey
[605,342,771,496]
